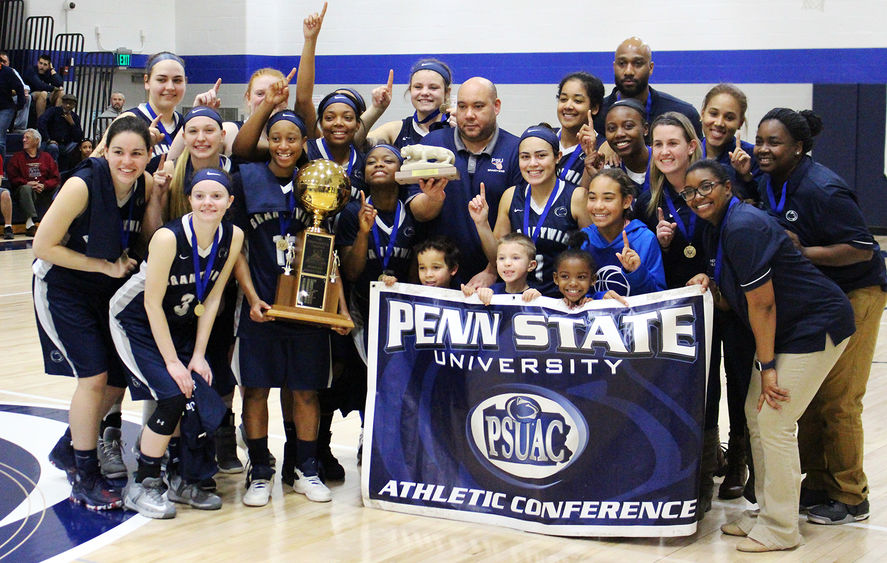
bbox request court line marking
[0,292,31,298]
[0,462,46,562]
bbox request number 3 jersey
[110,216,234,335]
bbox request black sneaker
[215,425,243,474]
[799,488,829,513]
[49,434,77,484]
[808,499,870,525]
[3,226,13,240]
[71,471,123,511]
[319,450,345,483]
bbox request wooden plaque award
[266,160,355,329]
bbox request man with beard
[409,76,521,287]
[594,37,702,140]
[95,92,126,138]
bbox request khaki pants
[798,286,886,505]
[735,335,849,549]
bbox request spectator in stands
[0,154,14,239]
[95,92,125,138]
[24,53,63,118]
[38,93,83,168]
[0,51,30,132]
[0,52,27,157]
[6,128,60,233]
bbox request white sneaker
[292,459,331,502]
[242,464,273,507]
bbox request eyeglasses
[679,180,722,202]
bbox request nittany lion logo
[594,265,630,296]
[467,388,588,480]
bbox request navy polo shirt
[410,126,522,281]
[704,200,855,354]
[594,85,703,140]
[758,157,887,294]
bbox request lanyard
[766,178,788,214]
[119,185,137,252]
[664,188,696,244]
[713,197,740,285]
[189,216,220,306]
[621,148,651,193]
[413,109,441,124]
[144,103,174,147]
[320,138,356,176]
[523,180,560,245]
[557,131,583,183]
[368,198,402,271]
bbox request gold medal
[276,238,289,251]
[684,245,697,259]
[194,302,205,317]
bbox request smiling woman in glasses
[684,158,855,553]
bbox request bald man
[409,77,521,286]
[594,37,702,138]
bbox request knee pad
[146,394,188,436]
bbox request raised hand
[728,131,752,176]
[467,182,489,225]
[615,230,640,272]
[418,177,447,202]
[152,153,173,195]
[266,68,296,110]
[579,110,604,176]
[194,78,223,109]
[655,207,677,249]
[148,114,165,147]
[303,2,327,40]
[371,69,394,110]
[358,191,377,233]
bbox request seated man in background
[6,128,60,235]
[37,93,82,168]
[0,155,14,239]
[23,53,63,118]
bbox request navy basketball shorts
[232,329,332,391]
[33,276,127,387]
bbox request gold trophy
[267,160,355,329]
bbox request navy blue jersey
[128,103,183,173]
[636,182,708,289]
[393,115,452,149]
[557,144,585,186]
[336,198,421,317]
[231,163,319,338]
[508,182,580,297]
[410,127,522,282]
[757,157,887,293]
[111,217,235,333]
[34,170,147,297]
[704,200,855,354]
[306,138,366,199]
[702,137,761,201]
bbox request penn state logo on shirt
[594,265,631,296]
[467,387,588,480]
[489,158,504,172]
[50,350,64,363]
[785,209,798,222]
[553,206,568,218]
[404,226,416,237]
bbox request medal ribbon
[664,188,696,245]
[557,131,583,183]
[144,103,175,147]
[189,216,220,307]
[320,138,356,176]
[413,109,441,125]
[278,186,296,239]
[713,197,740,285]
[367,198,402,271]
[119,185,137,253]
[766,178,788,214]
[617,92,653,122]
[523,180,561,245]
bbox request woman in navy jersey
[366,59,454,149]
[33,116,162,510]
[110,168,242,518]
[554,71,604,186]
[755,108,887,525]
[230,107,351,507]
[700,84,760,199]
[601,99,650,194]
[469,126,591,297]
[684,159,854,552]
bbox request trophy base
[266,305,355,329]
[395,165,460,185]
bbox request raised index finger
[480,182,486,200]
[622,230,631,249]
[284,67,296,83]
[150,114,161,128]
[319,1,327,19]
[657,208,664,222]
[386,69,394,92]
[157,153,166,169]
[213,78,222,93]
[735,131,741,147]
[587,109,594,126]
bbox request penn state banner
[362,284,713,537]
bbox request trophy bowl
[296,159,352,231]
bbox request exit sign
[115,49,132,68]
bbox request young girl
[415,236,460,289]
[231,107,350,507]
[111,168,242,518]
[555,72,604,186]
[462,233,541,305]
[552,245,597,309]
[366,59,453,148]
[602,99,651,194]
[700,84,759,199]
[34,116,161,510]
[581,168,665,296]
[469,126,590,297]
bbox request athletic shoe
[799,488,829,513]
[70,471,123,511]
[237,423,276,466]
[292,458,331,502]
[3,226,13,240]
[807,499,870,525]
[198,477,217,492]
[166,471,222,510]
[25,224,37,237]
[318,446,345,483]
[49,434,77,483]
[124,477,175,519]
[242,463,274,507]
[215,425,243,474]
[98,427,128,479]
